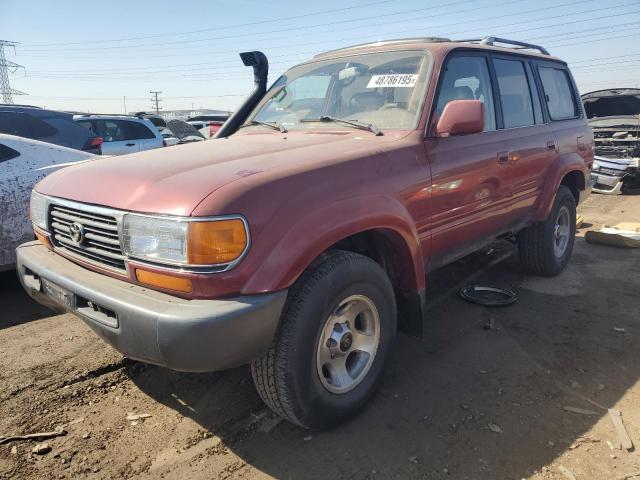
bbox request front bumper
[16,241,287,372]
[592,172,624,195]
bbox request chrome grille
[49,204,125,271]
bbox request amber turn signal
[34,229,51,248]
[187,219,248,265]
[135,269,193,293]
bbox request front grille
[49,204,126,271]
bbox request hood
[582,88,640,122]
[35,130,404,216]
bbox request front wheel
[518,185,576,276]
[251,250,397,430]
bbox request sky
[1,0,639,114]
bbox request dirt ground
[1,193,639,480]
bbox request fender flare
[242,194,425,295]
[533,152,587,222]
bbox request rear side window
[538,67,579,120]
[435,56,496,131]
[125,121,156,140]
[0,112,57,139]
[96,120,126,142]
[0,112,18,135]
[23,114,58,139]
[493,58,535,128]
[76,119,98,134]
[0,143,20,162]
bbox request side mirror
[436,100,484,137]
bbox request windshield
[247,50,431,131]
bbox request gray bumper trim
[16,241,287,372]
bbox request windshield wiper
[300,116,383,136]
[240,120,287,133]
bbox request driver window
[435,56,496,131]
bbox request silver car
[74,115,164,155]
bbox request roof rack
[314,37,451,58]
[458,37,550,55]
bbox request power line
[21,15,640,81]
[21,0,397,47]
[26,10,639,74]
[14,0,636,62]
[17,0,481,53]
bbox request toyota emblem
[69,222,85,244]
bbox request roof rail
[458,36,550,55]
[0,104,42,109]
[314,37,451,58]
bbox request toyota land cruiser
[17,37,593,429]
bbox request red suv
[18,37,593,429]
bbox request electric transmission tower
[150,90,162,113]
[0,40,27,104]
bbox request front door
[425,52,514,270]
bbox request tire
[518,185,576,276]
[251,250,397,430]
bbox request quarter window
[435,56,496,131]
[23,114,58,139]
[538,67,579,120]
[493,58,535,128]
[0,112,18,135]
[97,120,126,142]
[126,122,155,140]
[76,119,98,134]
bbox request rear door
[425,52,514,270]
[128,121,162,151]
[491,54,556,226]
[94,119,141,155]
[535,61,589,178]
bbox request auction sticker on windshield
[367,74,418,88]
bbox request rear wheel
[251,250,396,430]
[518,185,576,276]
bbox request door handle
[125,143,135,147]
[498,151,509,164]
[547,140,556,150]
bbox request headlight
[30,191,48,231]
[122,215,249,266]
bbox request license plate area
[40,277,118,328]
[42,278,75,309]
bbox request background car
[187,114,229,138]
[133,112,168,129]
[74,114,164,155]
[158,128,180,146]
[0,105,103,154]
[0,134,97,270]
[166,119,206,143]
[582,88,640,194]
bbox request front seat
[349,91,385,115]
